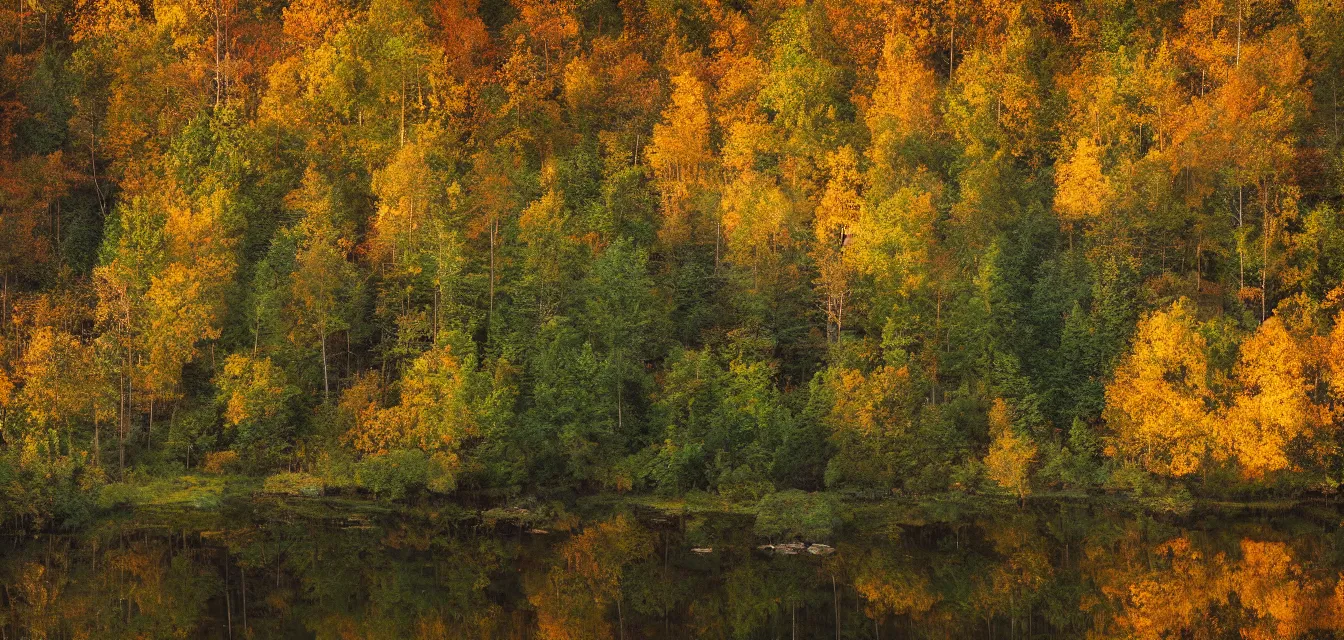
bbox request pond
[3,497,1344,638]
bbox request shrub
[717,465,773,504]
[426,452,458,494]
[313,450,357,492]
[202,450,240,475]
[753,490,841,541]
[97,482,140,509]
[355,450,430,500]
[262,472,325,497]
[0,433,104,530]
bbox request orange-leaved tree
[1104,299,1213,477]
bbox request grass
[98,474,258,510]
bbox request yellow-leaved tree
[865,31,939,191]
[287,167,355,400]
[1054,137,1113,227]
[215,354,297,463]
[1326,312,1344,422]
[342,340,478,492]
[1219,316,1316,478]
[646,70,714,247]
[983,398,1036,504]
[1104,299,1213,477]
[813,146,863,342]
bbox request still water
[4,498,1344,639]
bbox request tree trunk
[833,573,841,640]
[1261,184,1269,321]
[119,368,127,480]
[321,324,329,400]
[488,217,496,328]
[225,560,232,639]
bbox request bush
[753,490,841,541]
[1106,463,1194,515]
[949,457,986,493]
[0,433,104,530]
[262,472,325,497]
[717,465,773,504]
[426,452,458,494]
[96,482,140,509]
[313,449,357,492]
[355,450,430,500]
[202,450,240,475]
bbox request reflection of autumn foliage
[528,514,653,640]
[850,547,939,623]
[972,513,1052,626]
[13,510,1344,638]
[1101,537,1344,640]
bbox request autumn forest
[3,0,1344,527]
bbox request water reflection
[4,501,1344,638]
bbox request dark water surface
[4,498,1344,638]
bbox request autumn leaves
[1105,299,1344,481]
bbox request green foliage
[753,490,842,541]
[0,432,102,530]
[262,472,325,497]
[353,449,431,500]
[215,354,300,466]
[3,0,1342,507]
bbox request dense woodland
[3,0,1344,522]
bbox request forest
[2,0,1344,526]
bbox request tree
[649,339,789,496]
[517,181,580,320]
[814,146,862,342]
[343,335,490,492]
[582,240,660,441]
[758,5,848,174]
[1053,138,1112,228]
[526,319,618,487]
[647,71,713,246]
[215,354,298,463]
[1220,316,1316,478]
[983,398,1036,504]
[819,360,923,491]
[1104,299,1213,477]
[16,321,111,467]
[719,172,792,290]
[865,32,940,191]
[1328,312,1344,413]
[287,167,356,399]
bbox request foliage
[753,490,841,541]
[202,451,240,475]
[983,399,1037,502]
[1,0,1343,512]
[262,472,325,497]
